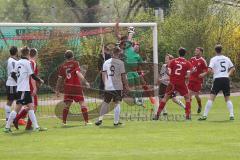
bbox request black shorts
[211,77,230,97]
[104,90,122,103]
[159,83,176,98]
[16,91,33,105]
[6,86,18,101]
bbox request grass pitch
[0,96,240,160]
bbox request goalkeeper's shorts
[127,72,140,86]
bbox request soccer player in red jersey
[56,50,91,126]
[188,47,208,114]
[154,48,193,120]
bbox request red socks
[157,101,166,116]
[185,101,191,118]
[81,106,89,123]
[62,107,69,124]
[15,109,28,122]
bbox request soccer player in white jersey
[5,46,19,121]
[199,44,235,121]
[95,47,129,126]
[4,46,47,133]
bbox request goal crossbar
[0,22,159,97]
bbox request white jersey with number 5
[102,58,125,91]
[209,55,234,79]
[14,58,33,91]
[6,57,18,86]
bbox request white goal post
[0,22,159,97]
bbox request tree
[125,0,171,20]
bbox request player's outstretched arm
[114,21,121,41]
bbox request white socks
[203,100,213,117]
[28,110,39,129]
[226,100,234,117]
[99,102,109,121]
[114,103,120,124]
[4,105,11,121]
[176,99,185,109]
[6,110,17,128]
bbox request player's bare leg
[62,101,72,126]
[195,94,202,114]
[189,90,202,114]
[224,96,234,120]
[199,94,216,121]
[79,101,91,125]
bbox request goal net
[0,23,159,122]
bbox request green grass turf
[0,96,240,160]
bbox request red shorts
[166,83,189,96]
[188,81,202,93]
[64,95,84,102]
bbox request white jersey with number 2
[102,58,125,91]
[208,55,234,79]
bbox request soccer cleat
[3,128,12,133]
[25,126,33,131]
[95,120,102,126]
[198,116,207,121]
[163,112,168,116]
[186,115,191,120]
[230,116,234,121]
[85,122,93,126]
[61,123,67,127]
[197,107,202,114]
[34,127,47,132]
[152,115,159,120]
[114,122,123,126]
[13,119,19,130]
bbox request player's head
[112,47,122,58]
[165,53,174,64]
[215,44,222,54]
[178,47,186,57]
[20,46,30,58]
[30,48,38,59]
[104,45,111,54]
[195,47,203,57]
[64,50,74,60]
[133,42,140,53]
[9,46,18,56]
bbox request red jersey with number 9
[58,60,82,95]
[168,57,192,84]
